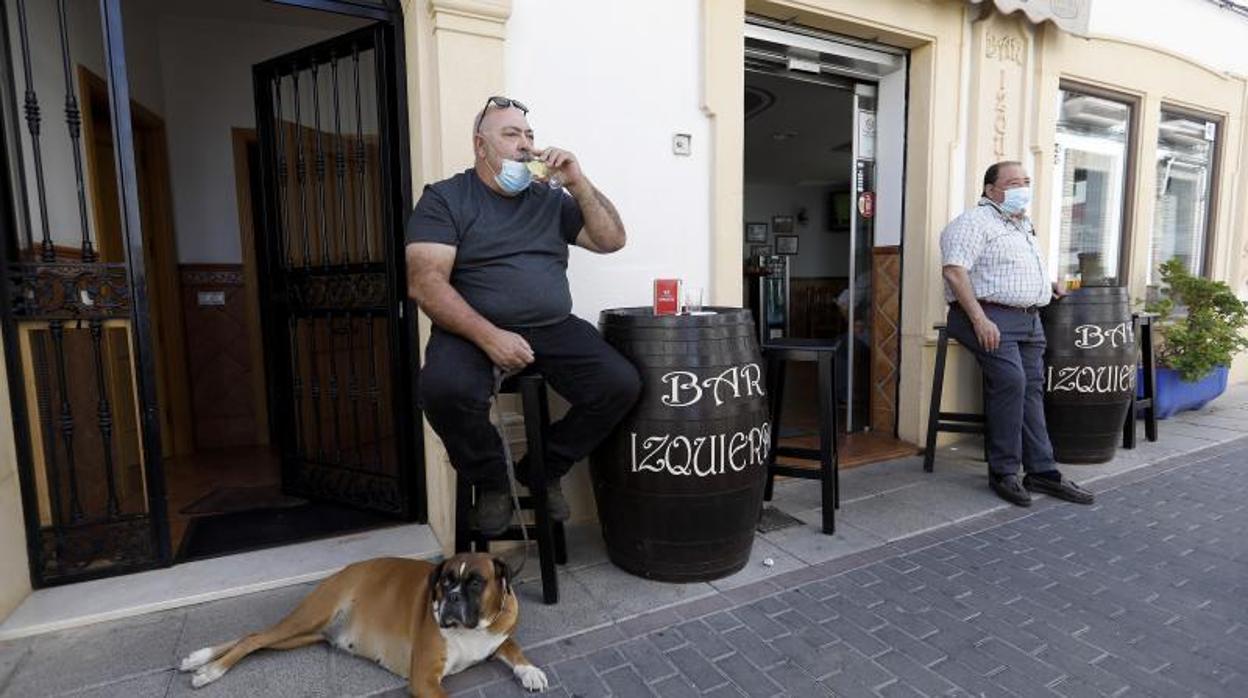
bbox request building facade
[1,0,1246,623]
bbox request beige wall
[0,328,32,620]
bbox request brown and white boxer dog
[178,554,547,696]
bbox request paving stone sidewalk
[2,436,1245,697]
[442,437,1248,698]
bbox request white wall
[743,184,851,278]
[1088,0,1248,75]
[156,16,348,264]
[505,0,712,321]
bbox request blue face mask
[493,158,532,195]
[1001,186,1031,215]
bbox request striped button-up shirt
[940,197,1051,308]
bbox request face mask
[1001,185,1031,214]
[481,139,532,195]
[493,158,533,195]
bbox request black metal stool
[1122,312,1159,449]
[761,338,839,534]
[454,373,567,604]
[923,323,989,472]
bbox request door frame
[231,128,273,446]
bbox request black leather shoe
[545,479,571,522]
[990,474,1032,507]
[1024,474,1095,504]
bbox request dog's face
[429,554,512,630]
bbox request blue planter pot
[1138,365,1229,419]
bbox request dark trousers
[419,316,641,491]
[946,304,1058,477]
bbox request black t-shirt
[405,169,584,328]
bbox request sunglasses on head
[474,96,529,132]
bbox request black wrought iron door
[0,0,169,586]
[253,23,421,519]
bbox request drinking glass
[683,286,704,314]
[524,156,563,189]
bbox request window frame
[1153,103,1223,281]
[1054,80,1141,285]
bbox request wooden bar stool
[923,323,989,472]
[454,373,567,604]
[761,338,839,534]
[1122,312,1159,449]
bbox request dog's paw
[179,647,214,672]
[191,664,224,688]
[513,664,548,692]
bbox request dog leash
[491,365,529,581]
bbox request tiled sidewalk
[445,435,1248,697]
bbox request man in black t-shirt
[405,96,640,536]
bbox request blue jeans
[946,304,1058,477]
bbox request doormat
[176,502,395,562]
[757,506,805,534]
[180,485,306,516]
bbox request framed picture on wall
[745,222,768,242]
[775,235,799,255]
[749,244,769,258]
[772,215,795,233]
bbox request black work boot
[544,478,571,522]
[473,488,514,537]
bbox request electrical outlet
[673,133,692,156]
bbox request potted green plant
[1143,258,1248,418]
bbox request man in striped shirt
[940,161,1094,507]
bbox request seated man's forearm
[410,276,497,346]
[569,180,626,253]
[942,266,986,324]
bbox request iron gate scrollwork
[253,22,421,519]
[0,0,169,585]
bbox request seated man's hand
[536,147,584,190]
[482,329,535,372]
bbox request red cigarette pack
[653,278,681,316]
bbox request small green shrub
[1145,259,1248,382]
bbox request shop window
[1049,88,1133,285]
[1151,110,1217,282]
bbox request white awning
[969,0,1092,36]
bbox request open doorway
[82,0,411,562]
[743,19,914,467]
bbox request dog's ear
[428,560,446,598]
[492,557,512,597]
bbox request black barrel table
[1041,287,1138,464]
[592,307,771,582]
